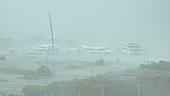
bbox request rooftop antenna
[48,11,55,51]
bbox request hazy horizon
[1,0,170,60]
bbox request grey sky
[0,0,170,59]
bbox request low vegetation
[22,65,52,79]
[140,60,170,70]
[20,60,170,96]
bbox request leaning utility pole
[48,11,55,82]
[48,11,55,51]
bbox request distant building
[121,43,143,55]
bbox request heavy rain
[0,0,170,96]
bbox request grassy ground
[21,61,170,96]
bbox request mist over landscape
[0,0,170,96]
[1,0,170,60]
